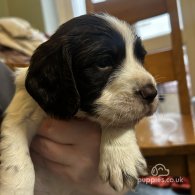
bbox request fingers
[37,118,101,144]
[31,118,101,168]
[30,118,103,190]
[31,136,77,165]
[31,150,71,181]
[32,150,128,195]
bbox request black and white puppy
[0,14,158,194]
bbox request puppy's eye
[96,58,113,71]
[97,64,112,71]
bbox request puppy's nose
[139,84,157,103]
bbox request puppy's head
[25,14,158,128]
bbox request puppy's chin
[92,97,158,129]
[92,115,141,129]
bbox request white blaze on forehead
[97,14,156,87]
[98,14,136,61]
[100,14,135,44]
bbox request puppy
[0,14,158,194]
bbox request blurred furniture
[0,17,47,70]
[86,0,195,193]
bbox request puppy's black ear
[25,39,80,119]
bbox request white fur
[0,15,158,194]
[0,68,45,194]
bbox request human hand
[30,118,127,195]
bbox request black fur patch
[25,14,126,119]
[134,36,147,64]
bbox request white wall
[40,0,59,35]
[40,0,86,35]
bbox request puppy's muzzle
[138,84,157,104]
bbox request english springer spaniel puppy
[0,14,158,194]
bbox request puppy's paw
[99,146,147,191]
